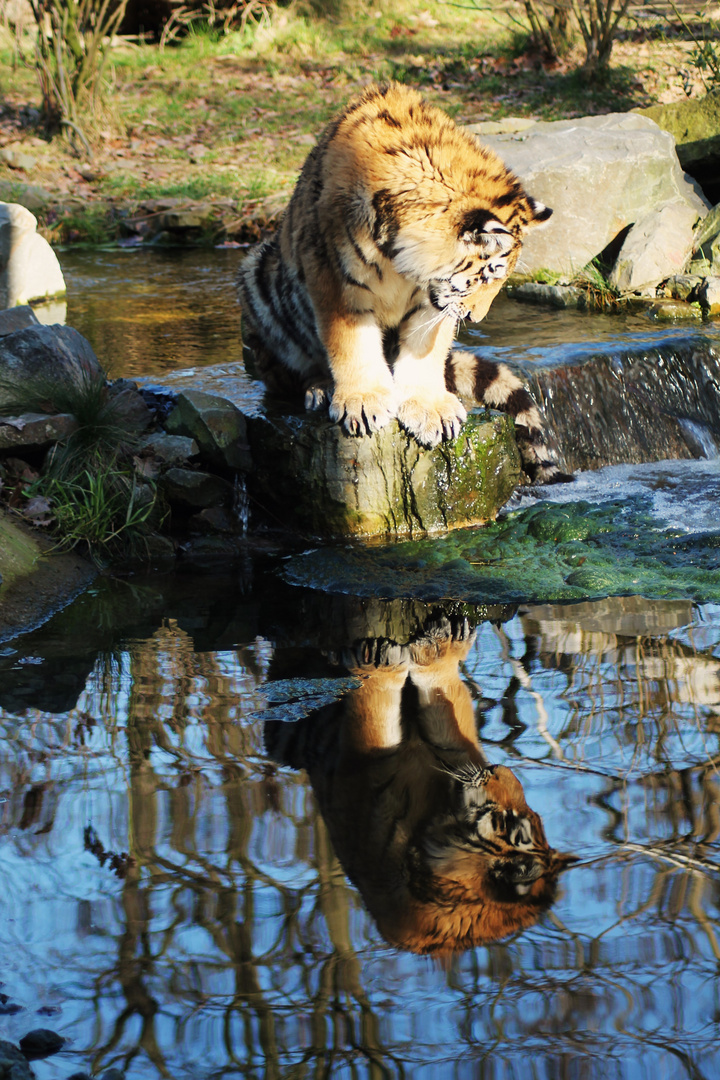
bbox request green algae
[281,497,720,604]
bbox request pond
[2,570,720,1079]
[3,250,720,1079]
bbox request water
[7,251,720,1077]
[2,573,720,1078]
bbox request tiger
[238,82,569,484]
[264,616,574,954]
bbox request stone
[0,203,66,309]
[190,505,236,533]
[0,1039,34,1079]
[647,300,702,321]
[165,389,251,472]
[160,204,214,231]
[0,306,39,337]
[0,182,52,213]
[472,113,708,277]
[106,380,154,435]
[245,409,522,539]
[160,467,233,509]
[0,412,77,451]
[659,274,703,301]
[18,1028,64,1059]
[638,91,720,202]
[511,282,584,308]
[696,277,720,315]
[0,325,105,411]
[99,1070,125,1080]
[0,147,37,172]
[138,432,199,463]
[608,200,701,294]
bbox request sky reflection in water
[1,571,720,1079]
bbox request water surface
[2,566,720,1079]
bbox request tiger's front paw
[329,386,396,436]
[397,392,467,448]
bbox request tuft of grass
[36,466,156,555]
[572,259,621,310]
[1,368,160,559]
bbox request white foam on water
[513,457,720,536]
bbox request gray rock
[0,203,65,309]
[511,282,584,308]
[472,113,708,277]
[165,388,251,472]
[18,1028,64,1059]
[245,409,521,539]
[0,306,39,337]
[106,380,154,435]
[0,325,105,411]
[161,467,233,509]
[0,412,77,451]
[99,1070,125,1080]
[0,1039,34,1079]
[139,432,199,463]
[608,200,701,294]
[659,274,703,301]
[696,277,720,314]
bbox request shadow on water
[2,566,720,1077]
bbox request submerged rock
[18,1029,64,1060]
[282,492,720,605]
[0,1039,34,1079]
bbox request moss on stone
[282,496,720,604]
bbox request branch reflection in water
[1,579,720,1077]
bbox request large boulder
[0,203,65,309]
[638,91,720,204]
[471,113,708,279]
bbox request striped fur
[265,620,574,954]
[238,82,568,483]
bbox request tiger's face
[387,198,552,322]
[420,761,564,905]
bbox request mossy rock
[245,408,522,539]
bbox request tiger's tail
[445,350,572,485]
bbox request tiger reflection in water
[264,617,574,955]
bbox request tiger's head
[339,84,553,324]
[387,758,573,954]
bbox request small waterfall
[523,333,720,473]
[677,418,720,459]
[234,473,250,534]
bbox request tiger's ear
[459,210,514,255]
[526,196,553,226]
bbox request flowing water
[4,251,720,1078]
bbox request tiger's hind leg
[445,351,573,484]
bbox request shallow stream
[3,251,720,1078]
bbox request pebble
[18,1027,65,1059]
